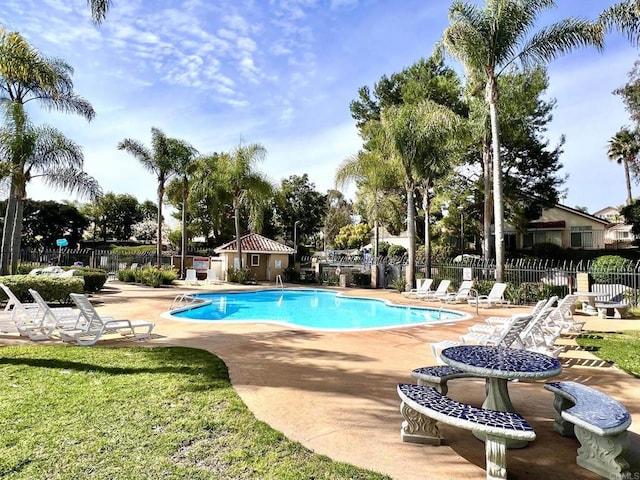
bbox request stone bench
[594,302,630,319]
[411,365,478,396]
[398,383,536,480]
[544,381,632,479]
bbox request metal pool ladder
[275,274,284,290]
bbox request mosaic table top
[441,345,562,380]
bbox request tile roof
[214,233,295,254]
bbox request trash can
[339,274,348,288]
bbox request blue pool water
[168,289,467,330]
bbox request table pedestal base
[472,378,529,449]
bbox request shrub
[387,245,407,258]
[377,242,391,257]
[283,266,300,282]
[227,268,255,284]
[117,268,136,282]
[505,282,566,305]
[116,266,175,286]
[391,278,407,293]
[0,275,84,304]
[590,255,630,283]
[75,268,108,292]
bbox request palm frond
[88,0,111,25]
[514,18,604,72]
[599,0,640,46]
[38,168,102,200]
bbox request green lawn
[0,346,391,480]
[576,330,640,377]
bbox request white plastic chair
[417,280,451,301]
[23,288,82,340]
[467,282,509,308]
[402,278,433,298]
[58,293,155,346]
[206,269,222,285]
[185,269,199,286]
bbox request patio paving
[2,280,639,479]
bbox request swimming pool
[166,289,469,331]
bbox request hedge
[0,275,84,304]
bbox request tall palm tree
[335,140,400,260]
[608,127,640,205]
[167,139,198,279]
[217,143,273,270]
[118,128,176,269]
[441,0,603,281]
[0,29,95,274]
[381,100,463,287]
[0,102,101,272]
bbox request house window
[522,231,562,248]
[251,254,260,267]
[570,226,593,248]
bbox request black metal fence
[18,249,640,306]
[306,254,640,306]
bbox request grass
[575,330,640,377]
[0,346,391,480]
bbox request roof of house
[552,203,611,226]
[214,233,295,254]
[592,206,619,217]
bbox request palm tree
[167,139,199,279]
[608,127,640,205]
[441,0,603,281]
[335,140,400,260]
[381,100,463,287]
[0,29,95,274]
[217,143,273,270]
[118,128,176,269]
[0,102,101,272]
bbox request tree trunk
[624,159,633,205]
[482,129,493,260]
[405,183,416,291]
[235,200,243,270]
[422,181,432,279]
[156,183,164,269]
[487,78,505,282]
[1,183,17,275]
[180,179,188,280]
[10,196,25,274]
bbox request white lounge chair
[469,297,557,335]
[23,288,82,340]
[545,294,583,334]
[0,283,42,333]
[460,313,533,349]
[206,269,222,285]
[402,278,433,298]
[58,293,155,346]
[439,280,475,304]
[467,282,509,308]
[185,268,199,286]
[430,313,533,364]
[418,280,451,301]
[519,308,565,358]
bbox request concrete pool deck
[2,280,639,479]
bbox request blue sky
[0,0,638,214]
